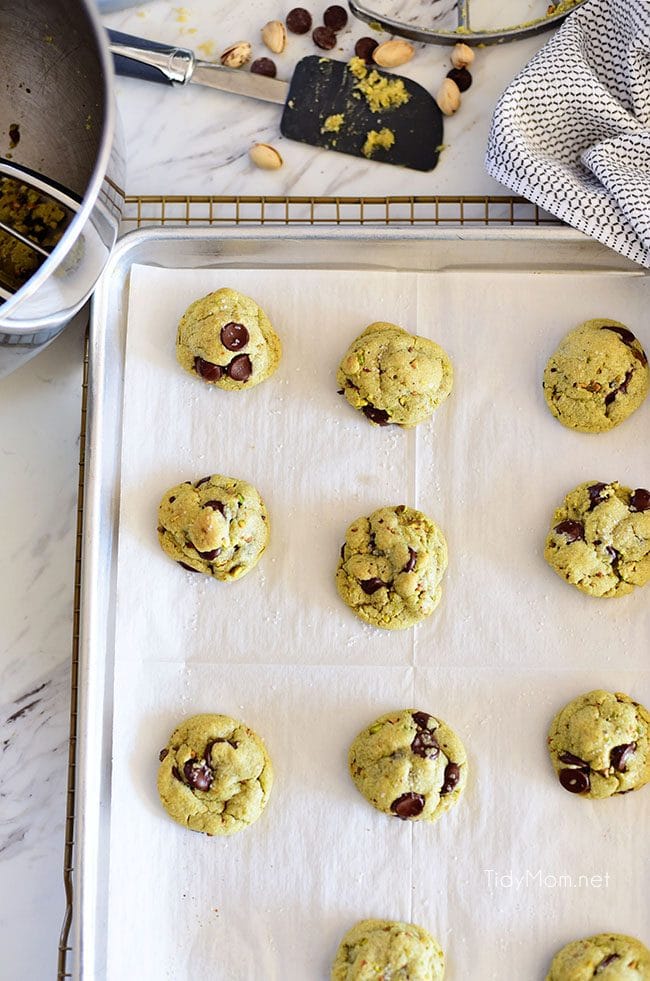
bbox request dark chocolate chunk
[559,767,590,793]
[447,67,472,91]
[323,4,348,29]
[159,748,169,762]
[354,36,378,61]
[250,57,277,78]
[411,729,440,759]
[412,711,432,728]
[558,751,589,768]
[169,496,176,503]
[601,324,638,346]
[441,762,461,795]
[204,500,225,514]
[594,953,620,974]
[197,548,221,560]
[554,519,585,542]
[286,7,312,33]
[362,404,390,425]
[194,356,223,381]
[195,476,211,487]
[178,561,201,572]
[312,25,337,49]
[630,488,650,512]
[390,792,425,819]
[604,368,634,407]
[220,321,250,350]
[340,543,346,560]
[360,577,387,594]
[606,546,620,564]
[183,758,214,791]
[402,547,417,573]
[172,765,183,782]
[587,482,607,510]
[227,354,252,381]
[610,742,636,772]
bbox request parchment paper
[106,263,650,980]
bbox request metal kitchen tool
[108,31,443,172]
[348,0,586,45]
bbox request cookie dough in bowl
[544,481,650,597]
[157,713,274,835]
[337,505,448,630]
[157,473,269,580]
[348,709,468,823]
[547,690,650,799]
[336,322,453,428]
[546,933,650,979]
[176,287,281,390]
[542,318,649,433]
[331,919,445,981]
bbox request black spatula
[108,31,443,172]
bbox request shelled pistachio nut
[220,41,252,68]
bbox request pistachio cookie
[157,714,273,835]
[542,318,649,432]
[331,919,445,981]
[336,505,448,630]
[547,691,650,799]
[544,481,650,597]
[348,709,468,822]
[176,287,281,389]
[336,322,453,428]
[546,933,650,979]
[157,473,269,580]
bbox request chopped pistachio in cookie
[348,709,468,822]
[331,919,445,981]
[336,505,448,630]
[542,318,649,432]
[157,714,273,835]
[157,473,269,581]
[547,691,650,799]
[336,322,453,428]
[544,481,650,597]
[176,287,281,390]
[546,933,650,979]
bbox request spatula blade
[280,56,443,172]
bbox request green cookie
[331,919,445,981]
[176,287,281,390]
[157,714,273,835]
[544,481,650,597]
[543,318,649,433]
[546,933,650,979]
[547,690,650,799]
[337,322,453,428]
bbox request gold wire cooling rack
[57,192,560,980]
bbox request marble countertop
[0,1,556,976]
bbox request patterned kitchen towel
[485,0,650,267]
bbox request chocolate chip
[286,6,312,33]
[632,347,648,366]
[610,742,636,772]
[204,500,225,514]
[559,767,590,793]
[197,548,221,560]
[194,356,223,381]
[172,766,183,782]
[362,404,390,425]
[558,751,589,767]
[183,759,214,791]
[595,953,620,973]
[447,67,472,91]
[337,388,344,395]
[354,36,378,61]
[411,729,440,759]
[195,476,211,488]
[554,519,585,542]
[312,25,337,49]
[630,488,650,512]
[340,543,346,560]
[220,322,250,350]
[412,711,432,728]
[159,748,169,762]
[360,577,387,594]
[606,545,620,564]
[178,561,201,572]
[587,482,607,510]
[601,324,638,346]
[390,792,425,819]
[402,547,417,573]
[250,57,277,78]
[169,496,176,503]
[441,762,461,795]
[604,368,634,406]
[207,737,238,754]
[227,354,252,381]
[323,4,348,29]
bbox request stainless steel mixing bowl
[0,0,124,374]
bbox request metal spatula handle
[107,30,195,85]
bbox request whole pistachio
[220,41,252,68]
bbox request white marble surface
[0,1,561,977]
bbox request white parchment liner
[106,264,650,979]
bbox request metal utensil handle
[107,29,195,85]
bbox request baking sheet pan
[77,227,650,980]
